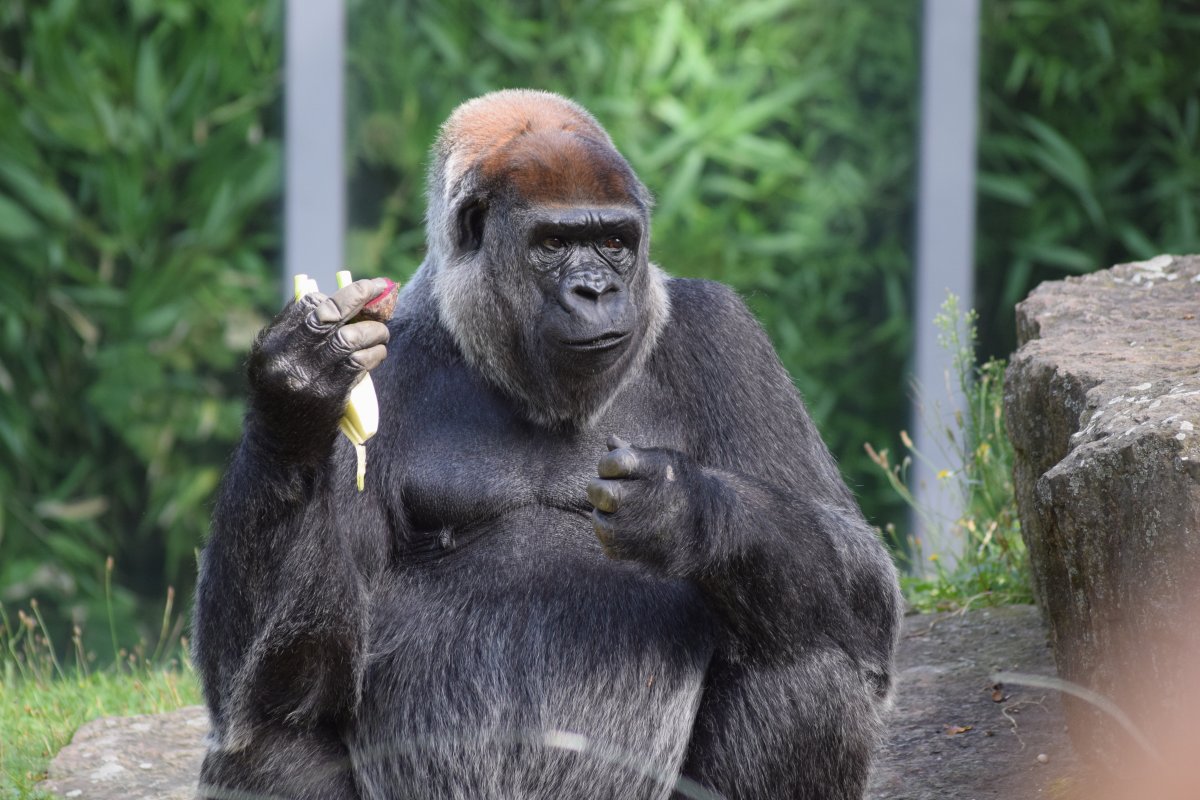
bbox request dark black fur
[193,90,901,800]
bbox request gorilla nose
[562,271,624,314]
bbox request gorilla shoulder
[654,277,788,383]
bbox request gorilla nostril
[571,280,620,304]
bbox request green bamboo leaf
[1114,223,1156,260]
[45,533,103,570]
[643,1,683,82]
[724,0,794,31]
[655,148,705,226]
[717,76,826,138]
[200,180,235,242]
[1003,49,1031,93]
[1020,115,1103,226]
[1021,242,1097,273]
[0,160,75,226]
[1088,19,1114,62]
[414,16,465,70]
[977,173,1034,206]
[0,194,41,240]
[1000,259,1034,312]
[135,40,166,123]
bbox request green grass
[0,667,200,798]
[868,295,1033,613]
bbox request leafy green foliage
[0,1,283,642]
[976,0,1200,358]
[867,296,1031,612]
[345,0,921,525]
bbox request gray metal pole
[284,0,346,301]
[911,0,980,573]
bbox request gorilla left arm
[588,279,901,673]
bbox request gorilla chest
[395,424,592,546]
[387,373,682,558]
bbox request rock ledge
[1005,253,1200,758]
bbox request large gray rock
[41,705,208,799]
[43,607,1075,800]
[1005,254,1200,760]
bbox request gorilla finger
[606,434,632,451]
[598,447,641,479]
[288,291,329,333]
[586,478,623,513]
[334,320,391,352]
[313,278,392,325]
[348,344,388,372]
[290,291,326,315]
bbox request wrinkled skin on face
[493,202,651,385]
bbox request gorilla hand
[246,278,391,462]
[587,435,699,570]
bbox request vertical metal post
[284,0,346,301]
[911,0,981,573]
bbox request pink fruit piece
[354,279,399,323]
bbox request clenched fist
[586,435,700,570]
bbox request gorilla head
[424,90,671,428]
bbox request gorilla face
[431,115,670,430]
[526,205,642,373]
[445,193,664,429]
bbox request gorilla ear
[457,198,488,252]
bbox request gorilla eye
[542,236,566,251]
[602,237,626,251]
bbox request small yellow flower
[937,469,953,480]
[928,553,940,562]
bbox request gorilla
[192,89,901,800]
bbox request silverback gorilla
[192,90,902,800]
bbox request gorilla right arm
[192,279,391,750]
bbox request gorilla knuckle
[350,345,387,372]
[327,328,358,358]
[598,449,639,479]
[586,478,621,513]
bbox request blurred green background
[1,0,1198,647]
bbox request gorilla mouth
[560,331,629,352]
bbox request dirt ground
[868,605,1077,799]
